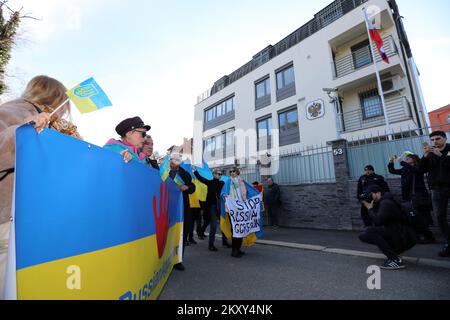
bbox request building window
[360,89,383,119]
[203,129,235,161]
[256,78,270,99]
[204,96,234,124]
[257,117,272,151]
[351,40,372,70]
[447,114,450,124]
[276,65,295,90]
[278,107,300,146]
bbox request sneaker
[198,235,206,240]
[438,245,450,258]
[173,263,185,271]
[189,239,198,245]
[380,259,405,270]
[238,250,246,256]
[208,245,218,252]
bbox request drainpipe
[388,0,423,133]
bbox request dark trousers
[432,189,450,244]
[188,208,202,240]
[230,215,243,252]
[201,208,211,236]
[413,205,435,241]
[232,237,243,253]
[359,227,399,261]
[182,207,192,252]
[361,205,373,227]
[266,203,279,226]
[208,205,219,246]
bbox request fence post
[329,139,353,230]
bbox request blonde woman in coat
[0,75,81,298]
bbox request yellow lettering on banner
[66,265,81,290]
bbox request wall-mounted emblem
[306,99,325,120]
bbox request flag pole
[49,98,70,118]
[363,9,393,141]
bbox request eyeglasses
[214,172,222,176]
[133,130,147,138]
[229,170,236,173]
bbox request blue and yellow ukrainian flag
[172,174,185,187]
[12,125,184,300]
[160,156,170,182]
[181,160,207,204]
[66,77,112,114]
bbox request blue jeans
[209,205,218,246]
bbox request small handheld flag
[172,174,185,187]
[160,156,170,182]
[66,77,112,114]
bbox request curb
[255,239,450,270]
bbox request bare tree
[0,0,36,95]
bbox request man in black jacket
[359,185,416,270]
[142,135,159,170]
[193,167,224,252]
[169,153,196,271]
[421,131,450,257]
[263,178,281,229]
[357,165,390,227]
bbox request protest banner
[225,194,262,238]
[4,125,183,300]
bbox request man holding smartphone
[421,131,450,257]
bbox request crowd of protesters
[1,75,449,301]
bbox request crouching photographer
[359,185,417,270]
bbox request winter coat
[357,173,390,200]
[171,167,196,216]
[368,193,417,254]
[194,171,224,209]
[388,161,429,201]
[0,99,45,224]
[420,143,450,190]
[264,183,281,205]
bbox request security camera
[322,88,338,93]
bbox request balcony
[340,96,412,133]
[332,35,398,79]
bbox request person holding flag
[192,166,225,252]
[160,152,196,271]
[104,116,151,164]
[0,75,86,299]
[220,167,263,258]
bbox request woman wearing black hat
[104,116,151,164]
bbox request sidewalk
[256,226,450,269]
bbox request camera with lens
[359,192,373,202]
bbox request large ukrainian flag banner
[6,125,183,300]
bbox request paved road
[159,239,450,300]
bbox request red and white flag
[365,11,390,64]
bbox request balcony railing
[333,35,398,79]
[340,96,412,133]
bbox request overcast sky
[3,0,450,153]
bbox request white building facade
[193,0,428,170]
